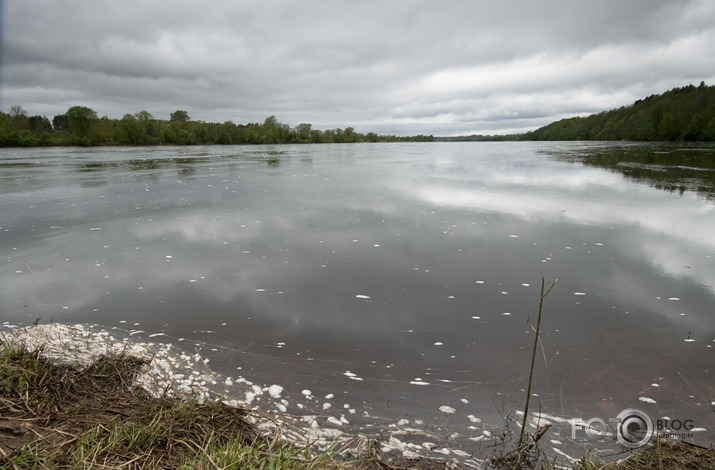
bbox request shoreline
[2,322,488,468]
[2,322,713,469]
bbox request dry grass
[579,438,715,470]
[0,337,366,469]
[1,334,712,469]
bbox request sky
[2,0,714,136]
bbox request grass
[1,329,713,469]
[0,334,366,469]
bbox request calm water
[2,142,714,456]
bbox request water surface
[2,142,714,458]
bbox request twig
[518,272,557,447]
[530,324,548,368]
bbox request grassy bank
[0,334,449,469]
[1,334,712,469]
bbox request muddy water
[2,142,714,461]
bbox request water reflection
[1,143,713,454]
[543,142,715,201]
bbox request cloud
[3,0,715,135]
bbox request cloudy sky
[2,0,714,136]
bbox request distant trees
[170,110,190,122]
[524,83,715,141]
[66,106,98,144]
[0,106,434,147]
[52,114,69,133]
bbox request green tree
[259,115,290,144]
[28,115,52,134]
[9,105,29,131]
[294,123,314,143]
[0,112,11,145]
[342,127,358,142]
[118,114,146,144]
[17,130,38,146]
[66,106,98,140]
[683,113,706,141]
[170,110,190,122]
[135,110,154,122]
[658,113,679,140]
[52,114,69,133]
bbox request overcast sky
[2,1,714,136]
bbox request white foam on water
[2,323,492,466]
[342,371,362,381]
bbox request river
[2,142,714,463]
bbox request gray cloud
[2,0,714,135]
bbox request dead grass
[1,334,712,469]
[0,335,455,469]
[579,438,715,470]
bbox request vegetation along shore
[1,324,713,469]
[2,83,714,147]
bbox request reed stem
[519,273,557,447]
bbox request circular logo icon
[616,408,653,448]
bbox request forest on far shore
[521,82,715,141]
[2,83,715,147]
[0,109,434,147]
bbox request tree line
[523,82,715,141]
[0,107,434,147]
[4,83,713,146]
